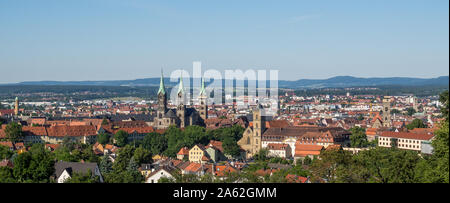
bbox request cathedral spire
[199,77,206,96]
[177,73,185,94]
[158,69,166,95]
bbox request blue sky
[0,0,448,83]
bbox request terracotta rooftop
[380,131,435,141]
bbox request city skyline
[0,0,448,83]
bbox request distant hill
[10,76,449,89]
[278,76,449,88]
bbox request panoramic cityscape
[0,0,448,193]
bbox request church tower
[382,96,391,127]
[252,104,265,154]
[198,77,208,121]
[157,70,167,128]
[14,97,19,116]
[177,75,186,128]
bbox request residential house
[54,161,103,183]
[176,147,189,160]
[145,165,177,183]
[267,143,291,158]
[188,144,209,164]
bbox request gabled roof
[147,165,176,179]
[207,140,224,153]
[214,165,238,177]
[184,162,203,173]
[54,161,99,178]
[177,147,190,156]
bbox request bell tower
[198,77,208,121]
[156,70,167,128]
[14,97,19,116]
[252,104,265,154]
[382,96,391,127]
[177,75,186,128]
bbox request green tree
[349,126,368,148]
[61,136,75,151]
[254,148,269,162]
[405,107,417,116]
[415,91,449,183]
[99,155,113,174]
[132,146,152,165]
[112,145,135,172]
[303,156,312,166]
[439,90,449,122]
[0,145,13,160]
[222,137,241,157]
[101,118,109,125]
[406,118,427,130]
[352,147,420,183]
[97,133,110,145]
[309,148,352,183]
[114,130,128,147]
[12,144,55,183]
[64,170,100,183]
[0,167,15,183]
[126,158,144,183]
[81,146,99,163]
[142,132,167,155]
[53,146,78,162]
[5,122,23,143]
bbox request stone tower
[14,97,19,116]
[382,96,391,127]
[198,77,208,121]
[156,71,167,128]
[237,104,267,158]
[252,104,265,152]
[177,75,186,128]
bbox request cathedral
[237,104,266,158]
[153,72,207,129]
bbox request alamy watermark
[167,62,279,116]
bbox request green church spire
[199,77,206,96]
[158,70,166,95]
[177,73,184,94]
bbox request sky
[0,0,448,83]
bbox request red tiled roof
[207,140,224,152]
[266,120,290,128]
[294,143,323,157]
[22,126,48,136]
[177,147,189,156]
[380,131,434,141]
[47,125,97,137]
[214,165,238,177]
[286,174,308,183]
[184,162,203,172]
[255,169,279,176]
